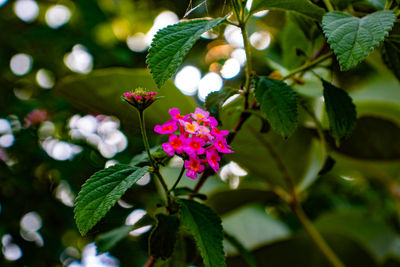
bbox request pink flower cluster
[154,108,233,180]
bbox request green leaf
[96,214,155,253]
[74,164,149,235]
[147,17,226,88]
[207,188,280,215]
[205,87,238,122]
[322,80,356,141]
[149,214,180,260]
[172,187,207,200]
[177,199,225,267]
[250,0,326,21]
[381,22,400,81]
[255,77,299,137]
[322,10,396,70]
[224,231,257,267]
[55,68,196,127]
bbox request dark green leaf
[205,87,238,122]
[147,17,226,88]
[74,164,149,235]
[207,188,280,215]
[96,214,155,253]
[322,80,356,141]
[322,10,396,70]
[172,187,207,200]
[250,0,326,21]
[224,231,257,267]
[177,199,225,267]
[255,77,299,137]
[381,22,400,81]
[149,214,180,260]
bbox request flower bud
[121,88,158,111]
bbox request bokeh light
[10,53,32,76]
[126,32,148,52]
[64,45,93,74]
[224,25,244,48]
[2,234,23,261]
[13,0,39,23]
[198,72,223,101]
[231,48,247,66]
[0,0,7,7]
[174,65,202,96]
[221,58,241,79]
[45,5,71,29]
[145,11,179,45]
[36,69,55,89]
[250,31,271,50]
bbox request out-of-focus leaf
[322,80,356,142]
[221,108,324,192]
[96,214,155,253]
[255,77,299,137]
[381,22,400,81]
[177,199,226,267]
[334,117,400,160]
[250,0,326,21]
[149,214,180,260]
[74,164,149,235]
[207,188,280,215]
[315,209,400,262]
[222,206,290,253]
[55,68,196,126]
[322,11,396,70]
[224,231,257,267]
[226,231,377,267]
[172,187,207,200]
[205,87,238,122]
[365,0,386,9]
[147,18,226,88]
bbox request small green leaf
[149,214,180,260]
[74,164,149,235]
[255,77,299,137]
[322,10,396,70]
[147,17,226,88]
[250,0,326,21]
[96,214,154,253]
[177,199,226,267]
[205,87,238,122]
[322,80,356,141]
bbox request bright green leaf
[74,164,149,235]
[322,10,396,70]
[149,214,180,260]
[147,17,226,88]
[322,80,356,141]
[250,0,326,21]
[177,199,226,267]
[255,77,299,137]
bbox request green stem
[385,0,393,9]
[169,163,186,193]
[137,110,169,197]
[322,0,335,12]
[283,52,334,80]
[291,201,345,267]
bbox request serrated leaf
[322,10,396,70]
[322,80,356,141]
[149,214,180,260]
[177,199,225,267]
[147,17,226,88]
[205,87,238,122]
[381,22,400,81]
[74,164,149,235]
[250,0,326,21]
[96,214,155,253]
[255,77,299,137]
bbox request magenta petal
[162,143,175,156]
[186,170,197,179]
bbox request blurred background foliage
[0,0,399,266]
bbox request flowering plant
[154,108,233,179]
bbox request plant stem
[169,163,186,193]
[291,201,345,267]
[283,52,334,80]
[137,110,169,197]
[322,0,335,12]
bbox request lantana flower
[122,88,157,111]
[154,108,233,180]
